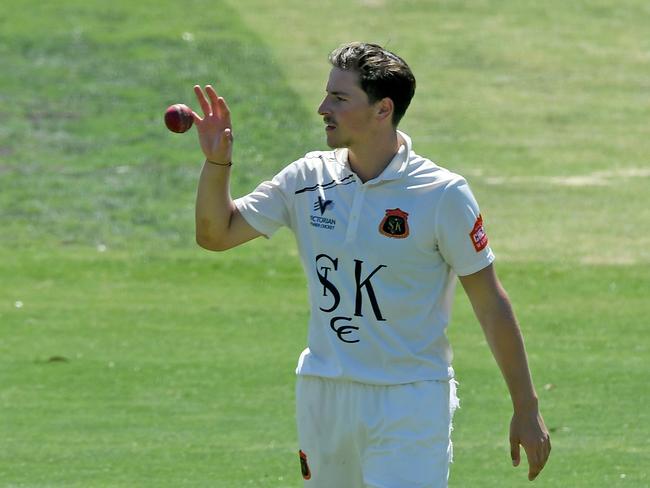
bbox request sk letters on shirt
[235,131,495,385]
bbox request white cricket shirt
[235,131,495,385]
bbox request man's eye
[336,96,346,102]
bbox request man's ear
[375,97,394,122]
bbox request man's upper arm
[223,206,265,249]
[231,163,297,241]
[435,178,495,276]
[196,205,263,251]
[458,264,508,319]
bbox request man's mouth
[324,120,336,131]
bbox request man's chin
[325,134,346,149]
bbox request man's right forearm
[195,161,235,250]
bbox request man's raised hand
[192,84,233,165]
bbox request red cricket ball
[164,104,194,133]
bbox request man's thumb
[510,439,521,467]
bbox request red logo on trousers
[299,450,312,480]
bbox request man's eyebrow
[327,90,351,97]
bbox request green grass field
[1,0,649,486]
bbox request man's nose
[318,98,329,115]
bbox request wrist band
[206,159,232,167]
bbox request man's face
[318,68,377,149]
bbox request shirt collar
[334,130,412,183]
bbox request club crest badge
[379,208,410,238]
[469,214,489,252]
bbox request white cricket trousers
[296,376,459,488]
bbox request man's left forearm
[478,294,539,411]
[459,265,551,480]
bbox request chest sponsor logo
[316,254,387,344]
[379,208,410,238]
[314,196,334,215]
[310,196,336,230]
[470,214,489,252]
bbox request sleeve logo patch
[469,214,489,252]
[379,208,410,238]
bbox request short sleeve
[435,178,495,276]
[234,163,296,238]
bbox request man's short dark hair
[328,42,416,126]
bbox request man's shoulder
[278,150,337,172]
[289,149,344,177]
[406,153,468,189]
[272,150,342,190]
[301,149,339,166]
[274,150,324,171]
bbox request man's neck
[347,130,402,183]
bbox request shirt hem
[454,252,496,277]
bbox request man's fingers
[194,85,211,117]
[527,452,545,481]
[220,128,234,148]
[525,437,551,481]
[522,446,537,480]
[205,85,218,112]
[528,464,541,481]
[218,96,232,127]
[203,85,232,127]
